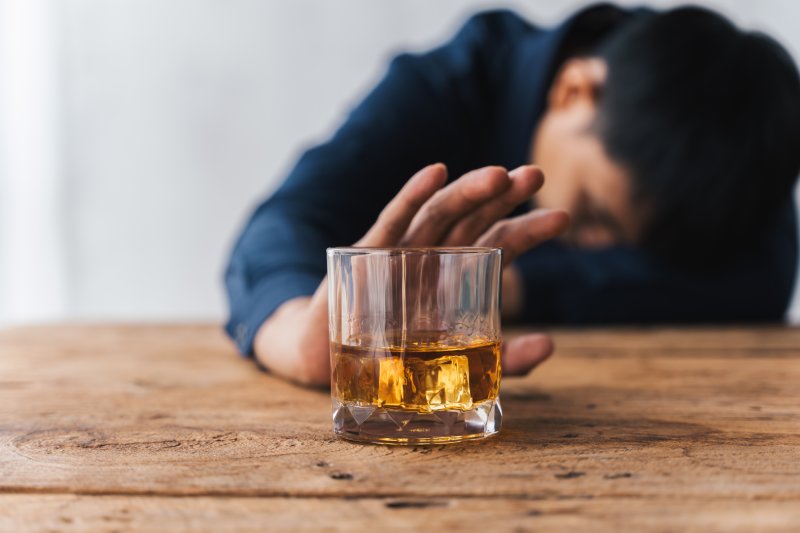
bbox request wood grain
[2,494,800,533]
[1,324,799,530]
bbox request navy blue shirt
[224,5,798,355]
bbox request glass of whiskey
[327,247,503,444]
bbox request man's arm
[224,12,552,384]
[512,201,798,323]
[224,11,532,356]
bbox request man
[224,4,800,386]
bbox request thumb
[502,334,554,376]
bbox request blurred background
[1,0,798,326]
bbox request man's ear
[547,58,607,110]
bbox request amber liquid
[331,335,501,413]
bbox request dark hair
[593,6,800,267]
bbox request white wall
[1,0,799,324]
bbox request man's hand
[254,163,569,387]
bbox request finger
[357,163,448,247]
[443,165,544,246]
[502,334,554,376]
[475,208,570,265]
[400,166,511,246]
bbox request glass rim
[327,246,502,256]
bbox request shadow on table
[497,384,717,447]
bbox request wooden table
[1,325,799,531]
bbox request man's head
[532,6,800,266]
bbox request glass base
[331,398,502,445]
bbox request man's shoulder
[463,9,535,31]
[456,4,639,46]
[454,9,537,46]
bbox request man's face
[531,58,641,248]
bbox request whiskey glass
[327,247,503,444]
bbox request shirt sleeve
[224,10,529,355]
[514,201,798,324]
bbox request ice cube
[333,351,378,404]
[378,357,405,407]
[404,354,473,412]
